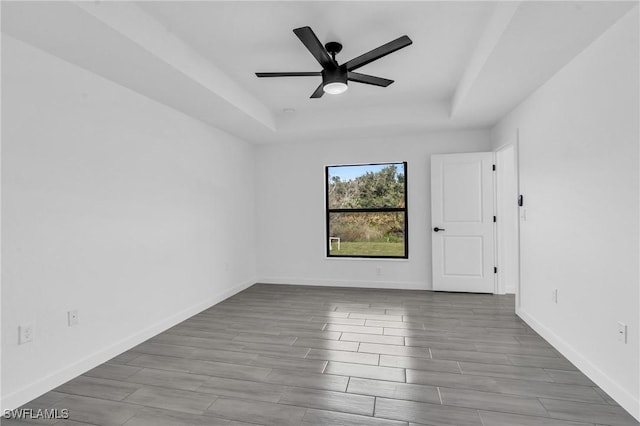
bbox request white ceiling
[2,1,636,144]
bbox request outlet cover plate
[68,310,79,327]
[19,323,34,344]
[617,322,627,343]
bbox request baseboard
[258,276,430,290]
[0,278,255,411]
[516,307,640,421]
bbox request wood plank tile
[234,341,311,358]
[150,334,240,351]
[189,347,259,364]
[124,368,210,391]
[539,398,639,425]
[348,313,403,321]
[324,361,405,382]
[474,343,559,358]
[279,329,343,340]
[543,369,595,386]
[430,348,511,364]
[359,342,430,358]
[311,316,367,326]
[278,386,375,416]
[302,408,408,426]
[19,391,68,410]
[131,342,197,359]
[306,348,379,365]
[107,351,142,365]
[164,326,238,341]
[347,377,440,404]
[55,376,140,401]
[84,364,143,381]
[406,369,500,393]
[593,387,619,405]
[53,395,140,425]
[127,354,195,373]
[197,376,288,403]
[374,397,483,425]
[478,410,593,426]
[294,337,359,352]
[494,377,608,403]
[405,337,476,351]
[459,361,553,382]
[325,324,384,334]
[206,397,306,426]
[190,360,272,381]
[341,332,405,345]
[507,354,578,370]
[383,327,445,337]
[232,332,297,345]
[124,386,217,415]
[250,354,326,372]
[379,355,461,374]
[365,320,425,330]
[439,387,549,416]
[263,368,349,392]
[123,407,255,426]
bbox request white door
[431,152,495,293]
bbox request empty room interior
[1,1,639,425]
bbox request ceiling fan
[255,26,412,98]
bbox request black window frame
[325,162,409,259]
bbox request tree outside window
[326,162,408,258]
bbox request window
[326,162,408,258]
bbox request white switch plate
[617,322,627,343]
[19,323,34,344]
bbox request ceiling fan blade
[347,72,393,87]
[256,72,322,77]
[344,35,412,72]
[310,83,325,98]
[293,26,336,70]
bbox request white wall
[492,8,639,420]
[255,130,491,290]
[1,36,257,409]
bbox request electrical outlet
[376,266,382,276]
[617,322,627,343]
[68,310,79,327]
[552,289,558,304]
[19,323,34,344]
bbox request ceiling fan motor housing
[322,67,348,87]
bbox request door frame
[494,133,521,304]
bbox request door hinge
[493,215,496,223]
[494,267,497,274]
[492,164,496,171]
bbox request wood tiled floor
[7,284,639,426]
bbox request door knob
[433,227,445,232]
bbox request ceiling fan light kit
[323,82,348,95]
[256,26,412,98]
